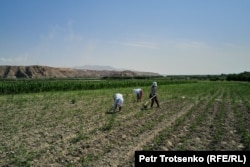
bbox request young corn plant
[70,124,85,143]
[102,114,116,131]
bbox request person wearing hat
[149,81,160,108]
[133,88,143,102]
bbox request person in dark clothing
[149,81,160,108]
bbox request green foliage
[0,79,195,94]
[226,71,250,81]
[102,114,116,131]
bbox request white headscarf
[152,81,157,87]
[133,88,141,94]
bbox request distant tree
[226,71,250,82]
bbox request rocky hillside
[0,65,161,79]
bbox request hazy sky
[1,0,249,75]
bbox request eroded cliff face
[0,65,161,79]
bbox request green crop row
[0,79,196,94]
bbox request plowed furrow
[91,102,196,166]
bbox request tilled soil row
[172,88,226,150]
[0,95,111,166]
[143,88,223,152]
[0,88,216,167]
[2,98,188,166]
[215,96,245,150]
[0,93,168,166]
[151,87,248,152]
[90,101,197,166]
[0,95,134,165]
[169,88,227,150]
[1,83,249,166]
[231,91,250,150]
[33,95,155,145]
[151,97,213,151]
[0,92,204,166]
[46,99,193,166]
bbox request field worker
[113,93,124,112]
[149,81,160,108]
[133,88,143,102]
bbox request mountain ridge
[0,65,161,79]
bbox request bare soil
[0,83,249,166]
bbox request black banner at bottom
[135,151,250,167]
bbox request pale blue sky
[0,0,249,75]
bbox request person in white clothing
[133,88,143,102]
[113,93,124,112]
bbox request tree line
[226,71,250,82]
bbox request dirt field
[0,81,249,166]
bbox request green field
[0,80,249,166]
